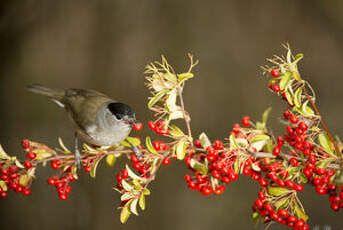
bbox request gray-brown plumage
[27,83,137,165]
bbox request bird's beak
[125,118,139,126]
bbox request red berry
[286,180,295,189]
[147,121,156,130]
[283,110,291,119]
[0,191,8,198]
[27,152,37,160]
[162,158,171,165]
[287,215,297,223]
[303,148,311,155]
[242,116,251,127]
[201,186,213,196]
[153,141,160,151]
[84,166,91,173]
[21,139,30,149]
[130,154,139,163]
[271,69,280,77]
[188,181,197,190]
[47,178,56,185]
[278,209,288,218]
[133,122,143,131]
[289,115,299,124]
[23,187,32,196]
[59,193,68,200]
[298,122,308,131]
[194,140,202,148]
[159,142,167,151]
[259,177,268,187]
[184,174,192,182]
[273,146,281,156]
[289,158,298,167]
[295,219,305,228]
[212,170,221,179]
[255,199,263,208]
[214,185,225,195]
[295,184,304,191]
[222,176,231,184]
[272,84,280,92]
[122,169,128,179]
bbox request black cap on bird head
[107,102,136,124]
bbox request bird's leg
[126,138,142,160]
[74,132,81,168]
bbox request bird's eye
[114,114,123,120]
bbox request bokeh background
[1,1,343,229]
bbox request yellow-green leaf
[126,165,147,182]
[106,154,116,167]
[262,107,272,125]
[0,145,10,159]
[130,198,139,216]
[176,140,187,160]
[169,125,185,138]
[58,137,72,154]
[301,100,314,116]
[318,133,334,155]
[148,89,168,108]
[293,202,308,221]
[19,174,30,186]
[280,72,292,90]
[122,180,134,191]
[120,206,131,224]
[178,72,194,82]
[294,87,303,108]
[143,188,151,196]
[121,137,141,147]
[90,158,101,178]
[199,132,211,149]
[139,194,146,210]
[166,89,178,112]
[0,180,7,191]
[251,134,270,143]
[190,158,208,175]
[268,186,291,196]
[145,136,158,154]
[229,133,238,149]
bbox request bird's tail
[27,83,65,103]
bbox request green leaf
[19,175,30,186]
[280,72,292,90]
[176,140,187,160]
[190,159,208,175]
[169,125,185,138]
[0,180,7,191]
[126,165,147,182]
[122,180,134,191]
[301,100,314,116]
[284,89,294,106]
[121,192,134,201]
[106,154,116,167]
[255,121,264,130]
[274,197,290,210]
[251,134,270,143]
[121,137,141,147]
[265,139,274,153]
[166,89,178,112]
[293,202,308,221]
[139,194,146,210]
[163,72,177,83]
[294,53,304,62]
[229,133,238,149]
[178,72,194,82]
[252,211,260,227]
[58,137,72,154]
[318,133,334,155]
[90,158,102,178]
[262,107,272,125]
[199,132,211,149]
[120,206,131,224]
[268,186,291,196]
[316,159,333,169]
[146,136,158,154]
[0,145,10,159]
[250,134,270,151]
[130,198,139,216]
[169,110,184,120]
[148,89,168,108]
[294,87,303,108]
[143,188,151,195]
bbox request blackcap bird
[27,83,140,166]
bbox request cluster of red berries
[0,163,32,198]
[47,172,75,200]
[148,120,169,135]
[253,191,309,230]
[184,139,236,196]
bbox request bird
[27,83,140,166]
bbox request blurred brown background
[0,0,343,230]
